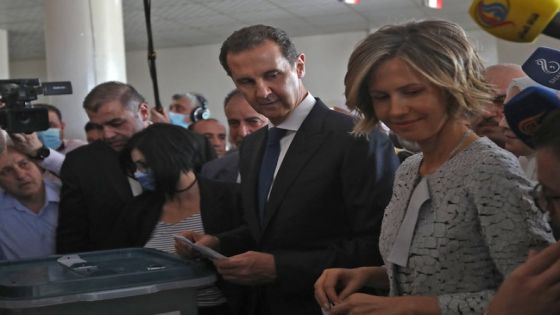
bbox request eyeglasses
[531,183,560,213]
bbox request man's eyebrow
[104,118,124,125]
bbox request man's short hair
[172,92,201,108]
[83,81,145,113]
[189,118,220,131]
[219,24,299,76]
[33,103,62,121]
[223,89,243,109]
[84,121,101,132]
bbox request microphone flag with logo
[469,0,560,42]
[522,47,560,90]
[504,86,560,148]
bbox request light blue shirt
[0,178,60,261]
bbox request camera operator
[8,104,87,176]
[34,104,86,153]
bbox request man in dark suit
[200,89,268,182]
[57,81,215,253]
[178,25,394,315]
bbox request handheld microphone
[522,47,560,90]
[469,0,560,42]
[504,86,560,148]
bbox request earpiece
[190,93,211,122]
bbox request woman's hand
[330,294,439,315]
[314,267,379,311]
[330,293,393,315]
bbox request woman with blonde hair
[314,19,553,315]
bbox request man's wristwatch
[32,145,51,160]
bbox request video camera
[0,79,72,133]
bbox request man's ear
[295,53,305,78]
[138,102,150,121]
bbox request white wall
[496,35,560,65]
[9,59,50,104]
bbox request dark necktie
[258,127,287,225]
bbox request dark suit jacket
[218,99,393,315]
[200,150,239,183]
[56,132,216,254]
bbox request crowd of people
[0,18,559,315]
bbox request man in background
[224,89,268,150]
[34,103,87,154]
[84,121,103,143]
[10,103,86,176]
[471,64,525,148]
[168,92,198,128]
[0,146,59,260]
[191,118,227,158]
[201,89,268,182]
[57,81,215,253]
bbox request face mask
[134,170,156,191]
[168,111,190,128]
[38,128,62,150]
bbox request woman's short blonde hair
[345,19,494,135]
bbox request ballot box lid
[0,248,216,308]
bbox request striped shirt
[144,213,226,307]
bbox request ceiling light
[424,0,443,9]
[339,0,360,4]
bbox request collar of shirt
[0,178,60,215]
[268,92,316,132]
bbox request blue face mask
[168,111,190,128]
[38,128,62,150]
[134,170,156,191]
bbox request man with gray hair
[57,81,215,253]
[168,92,199,128]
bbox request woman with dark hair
[109,123,245,315]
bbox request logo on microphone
[518,112,545,136]
[536,59,560,75]
[475,0,515,28]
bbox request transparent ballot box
[0,248,216,315]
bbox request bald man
[191,118,227,158]
[471,64,525,148]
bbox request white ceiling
[0,0,478,61]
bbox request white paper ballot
[173,235,227,260]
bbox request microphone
[504,86,560,148]
[469,0,560,42]
[522,47,560,90]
